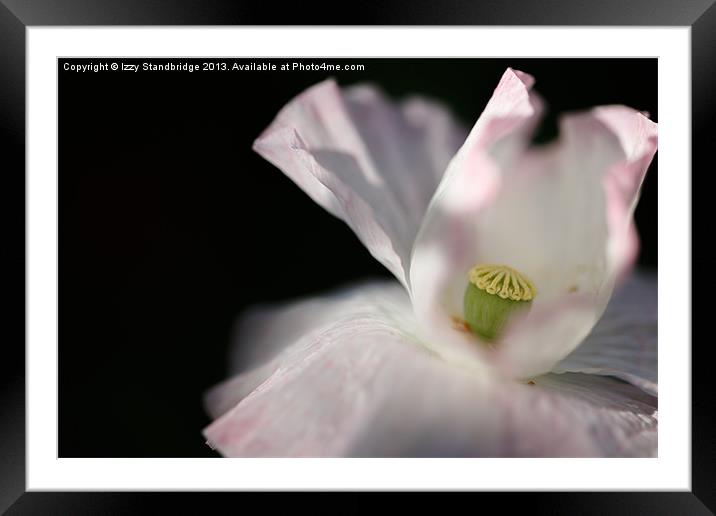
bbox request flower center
[463,264,536,342]
[468,264,536,301]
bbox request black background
[58,58,657,457]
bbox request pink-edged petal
[531,373,657,457]
[409,68,658,378]
[204,361,275,421]
[224,281,414,374]
[494,108,657,378]
[203,281,422,421]
[253,80,465,288]
[553,273,657,395]
[408,67,542,367]
[594,106,659,282]
[203,284,427,457]
[352,371,656,458]
[344,85,467,226]
[204,287,656,456]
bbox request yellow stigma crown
[468,264,536,302]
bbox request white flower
[203,68,658,457]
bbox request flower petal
[204,284,655,457]
[203,282,427,456]
[353,371,656,458]
[408,68,542,366]
[530,373,657,457]
[224,282,412,374]
[253,80,465,288]
[494,108,657,378]
[409,68,657,378]
[552,273,657,395]
[203,281,422,421]
[343,85,467,227]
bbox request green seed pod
[463,264,536,342]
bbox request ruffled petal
[408,68,541,368]
[494,108,657,378]
[223,282,413,375]
[553,273,657,395]
[204,284,656,457]
[253,80,465,288]
[409,68,658,378]
[353,371,656,458]
[203,282,429,456]
[530,373,657,457]
[203,281,422,421]
[343,85,467,227]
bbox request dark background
[58,58,657,457]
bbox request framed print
[1,0,710,513]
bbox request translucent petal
[254,80,466,288]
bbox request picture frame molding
[1,1,708,512]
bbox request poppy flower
[203,68,658,457]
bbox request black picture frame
[0,1,708,513]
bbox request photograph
[58,57,658,458]
[1,2,707,508]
